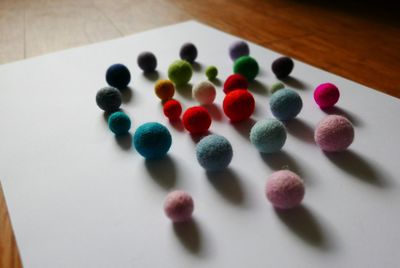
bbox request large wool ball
[229,40,250,61]
[271,57,294,78]
[133,122,172,159]
[96,87,122,112]
[164,190,194,222]
[105,63,131,89]
[223,89,255,122]
[163,99,182,121]
[168,60,193,86]
[182,106,212,135]
[137,51,157,73]
[269,88,302,121]
[223,74,248,94]
[179,43,198,63]
[108,111,131,135]
[314,83,340,109]
[154,79,175,101]
[196,134,233,171]
[193,81,216,105]
[250,118,287,153]
[233,56,259,82]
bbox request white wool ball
[193,81,216,105]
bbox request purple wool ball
[229,40,250,61]
[164,190,194,222]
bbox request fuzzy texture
[154,80,175,101]
[179,43,198,63]
[164,190,194,222]
[96,87,122,112]
[105,63,131,89]
[270,88,302,121]
[223,89,255,122]
[223,74,248,94]
[315,115,354,152]
[182,106,212,134]
[270,82,285,94]
[229,40,250,61]
[133,122,172,159]
[137,51,157,72]
[196,134,233,171]
[163,99,182,121]
[193,81,216,105]
[250,118,287,153]
[271,57,294,78]
[233,56,259,82]
[108,111,131,135]
[266,170,305,209]
[205,66,218,80]
[314,83,340,109]
[168,60,193,86]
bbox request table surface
[0,1,399,267]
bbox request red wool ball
[223,89,255,122]
[223,74,248,94]
[163,99,182,120]
[182,106,212,134]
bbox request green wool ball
[168,60,193,86]
[205,66,218,80]
[233,56,259,81]
[270,82,285,94]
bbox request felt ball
[223,74,248,94]
[168,60,193,86]
[179,43,198,63]
[137,51,157,72]
[223,90,255,122]
[271,57,294,78]
[314,83,340,109]
[133,122,172,159]
[154,79,175,101]
[164,190,194,222]
[229,40,250,61]
[193,81,216,105]
[108,111,131,135]
[315,115,354,152]
[269,88,302,121]
[105,63,131,89]
[270,82,285,94]
[196,134,233,171]
[233,56,259,82]
[163,99,182,121]
[266,170,305,210]
[96,87,122,112]
[250,118,287,153]
[205,66,218,80]
[182,106,212,135]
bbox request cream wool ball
[193,81,216,105]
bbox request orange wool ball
[154,79,175,101]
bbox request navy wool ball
[106,63,131,89]
[137,52,157,72]
[271,57,294,78]
[133,122,172,159]
[270,88,303,121]
[108,111,131,135]
[179,43,198,63]
[96,87,122,112]
[250,118,287,153]
[229,40,250,61]
[196,134,233,171]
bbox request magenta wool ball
[164,190,194,222]
[265,170,305,210]
[314,83,340,109]
[315,115,354,152]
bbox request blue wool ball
[250,118,287,153]
[108,111,131,135]
[196,134,233,171]
[106,63,131,89]
[269,88,302,121]
[133,122,172,159]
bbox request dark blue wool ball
[196,134,233,172]
[96,87,122,112]
[137,52,157,72]
[271,57,294,78]
[106,63,131,89]
[229,40,250,61]
[133,122,172,159]
[179,43,198,63]
[108,111,131,135]
[269,88,303,121]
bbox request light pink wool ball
[314,114,354,152]
[164,190,194,222]
[266,170,305,210]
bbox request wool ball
[163,99,182,121]
[193,81,216,105]
[266,170,305,210]
[196,134,233,171]
[164,190,194,222]
[223,74,248,94]
[270,81,285,94]
[250,119,287,153]
[133,122,172,159]
[108,111,131,135]
[233,56,259,82]
[168,60,193,86]
[315,115,354,152]
[223,90,255,122]
[229,40,250,61]
[182,106,212,135]
[314,83,340,109]
[96,87,122,112]
[155,79,175,101]
[270,88,302,121]
[179,43,198,63]
[105,63,131,89]
[205,66,218,80]
[137,51,157,73]
[271,57,294,78]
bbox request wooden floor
[0,0,399,266]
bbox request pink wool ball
[164,190,194,222]
[315,115,354,152]
[266,170,305,210]
[314,83,340,109]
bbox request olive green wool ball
[205,66,218,80]
[168,60,193,86]
[233,56,259,82]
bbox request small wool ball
[164,190,194,222]
[105,63,131,89]
[196,134,233,171]
[193,81,216,105]
[133,122,172,159]
[270,81,285,94]
[271,57,294,78]
[168,60,193,86]
[163,99,182,121]
[233,56,259,82]
[250,118,287,153]
[96,87,122,112]
[314,83,340,109]
[315,115,354,152]
[108,111,131,135]
[179,43,198,63]
[137,51,157,72]
[229,40,250,61]
[269,88,302,121]
[223,74,248,94]
[154,79,175,101]
[182,106,212,135]
[223,89,255,122]
[205,66,218,80]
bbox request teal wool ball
[108,111,131,135]
[250,118,287,153]
[269,88,303,121]
[133,122,172,159]
[233,56,259,81]
[196,134,233,171]
[168,60,193,86]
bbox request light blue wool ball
[250,118,287,153]
[133,122,172,159]
[269,88,302,121]
[196,134,233,171]
[108,111,131,135]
